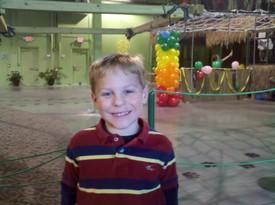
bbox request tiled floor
[0,85,275,205]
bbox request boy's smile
[92,67,148,136]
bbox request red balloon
[176,94,183,100]
[169,93,182,100]
[156,85,166,90]
[156,85,166,98]
[168,97,180,107]
[157,99,167,107]
[158,93,169,102]
[196,70,204,81]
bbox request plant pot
[12,80,20,86]
[47,79,55,86]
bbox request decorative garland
[180,67,253,94]
[208,71,226,91]
[226,68,252,93]
[181,67,205,94]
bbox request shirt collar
[95,118,149,144]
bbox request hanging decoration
[154,31,182,107]
[180,67,252,94]
[116,37,130,53]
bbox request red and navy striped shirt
[61,118,178,205]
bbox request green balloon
[194,61,203,70]
[234,82,240,90]
[161,43,169,51]
[157,36,166,44]
[171,31,180,38]
[173,42,180,50]
[167,36,177,47]
[212,60,221,68]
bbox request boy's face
[92,67,148,136]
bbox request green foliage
[6,71,23,82]
[38,67,65,83]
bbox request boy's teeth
[114,111,129,116]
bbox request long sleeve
[60,182,76,205]
[158,147,178,204]
[60,142,79,205]
[164,186,178,205]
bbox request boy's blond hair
[89,53,146,94]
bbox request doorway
[72,48,89,85]
[20,47,39,85]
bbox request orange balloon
[159,68,168,75]
[154,67,161,75]
[172,80,179,88]
[166,87,175,92]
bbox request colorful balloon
[157,99,167,107]
[196,70,204,80]
[155,30,181,107]
[201,65,213,74]
[168,97,180,107]
[212,60,221,68]
[161,31,171,39]
[194,61,203,70]
[231,61,239,69]
[161,43,170,51]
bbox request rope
[176,158,275,167]
[0,147,66,163]
[0,152,65,178]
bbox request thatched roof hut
[154,10,275,47]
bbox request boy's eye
[125,90,135,94]
[101,91,112,97]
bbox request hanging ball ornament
[194,61,203,70]
[196,70,204,80]
[201,65,213,74]
[231,61,240,70]
[212,60,221,68]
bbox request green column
[92,0,102,60]
[148,90,155,129]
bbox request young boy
[61,53,178,205]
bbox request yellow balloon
[169,49,178,57]
[155,44,161,51]
[239,64,245,70]
[162,55,170,62]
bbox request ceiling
[106,0,166,4]
[98,0,170,5]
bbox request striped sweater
[61,118,178,205]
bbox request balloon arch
[151,10,275,107]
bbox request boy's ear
[91,93,97,103]
[142,85,149,104]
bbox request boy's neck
[102,120,140,137]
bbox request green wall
[0,10,152,86]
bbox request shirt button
[119,148,124,153]
[114,137,119,142]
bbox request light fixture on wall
[77,37,84,43]
[23,36,33,42]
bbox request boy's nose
[113,94,124,106]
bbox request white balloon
[201,65,213,74]
[231,61,239,69]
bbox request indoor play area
[0,1,275,205]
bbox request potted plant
[6,71,23,86]
[38,67,65,86]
